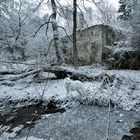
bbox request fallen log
[0,71,22,75]
[0,68,35,75]
[42,66,115,83]
[0,65,115,84]
[0,69,41,82]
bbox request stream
[0,99,140,140]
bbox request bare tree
[50,0,63,64]
[73,0,78,65]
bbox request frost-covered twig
[25,73,50,140]
[105,76,112,140]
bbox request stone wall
[61,24,122,65]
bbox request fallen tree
[42,66,115,83]
[0,65,115,84]
[0,69,41,82]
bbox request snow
[0,125,24,140]
[0,65,139,111]
[0,134,45,140]
[113,47,134,53]
[0,63,140,139]
[16,136,45,140]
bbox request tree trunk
[73,0,78,65]
[51,0,63,64]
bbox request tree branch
[57,26,73,42]
[45,14,53,38]
[33,21,52,37]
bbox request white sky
[110,0,119,8]
[85,0,119,9]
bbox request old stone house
[61,24,123,65]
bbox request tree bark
[51,0,63,64]
[73,0,78,65]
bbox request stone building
[61,24,123,65]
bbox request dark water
[0,99,140,140]
[15,105,140,140]
[122,121,140,140]
[0,100,65,135]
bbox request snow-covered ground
[0,64,140,111]
[16,106,140,140]
[0,63,140,139]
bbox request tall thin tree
[73,0,78,65]
[51,0,63,64]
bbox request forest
[0,0,140,140]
